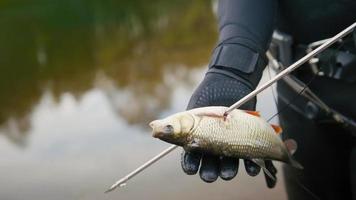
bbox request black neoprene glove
[181,71,277,188]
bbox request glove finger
[264,160,277,188]
[181,150,202,175]
[265,160,277,174]
[219,157,239,180]
[199,155,219,183]
[244,159,261,176]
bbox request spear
[105,22,356,193]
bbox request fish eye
[163,124,174,134]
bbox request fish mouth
[149,120,160,138]
[149,120,157,129]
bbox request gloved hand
[181,72,277,188]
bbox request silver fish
[149,106,303,178]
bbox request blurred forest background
[0,0,217,145]
[0,1,284,200]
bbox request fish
[149,106,303,179]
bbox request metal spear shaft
[105,144,178,192]
[224,22,356,115]
[106,22,356,193]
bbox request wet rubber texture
[264,160,277,188]
[244,159,261,176]
[181,151,201,175]
[199,155,220,183]
[219,157,239,180]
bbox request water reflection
[0,0,217,145]
[0,1,285,199]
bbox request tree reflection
[0,0,217,146]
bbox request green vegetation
[0,0,217,144]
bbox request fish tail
[284,139,304,169]
[287,155,304,169]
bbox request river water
[0,1,286,199]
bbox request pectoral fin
[271,124,282,135]
[186,138,201,151]
[243,110,261,117]
[251,159,276,181]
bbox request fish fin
[284,139,304,169]
[270,124,283,135]
[251,159,276,181]
[186,138,200,150]
[288,157,304,170]
[243,110,261,117]
[284,139,297,155]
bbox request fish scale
[150,106,302,169]
[189,109,285,160]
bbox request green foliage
[0,0,217,138]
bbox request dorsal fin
[271,124,282,134]
[243,110,261,117]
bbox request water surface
[0,1,286,199]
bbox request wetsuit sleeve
[182,0,279,184]
[208,0,277,89]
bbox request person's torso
[277,0,356,44]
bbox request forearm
[182,0,278,184]
[209,0,277,89]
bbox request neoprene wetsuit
[209,0,356,199]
